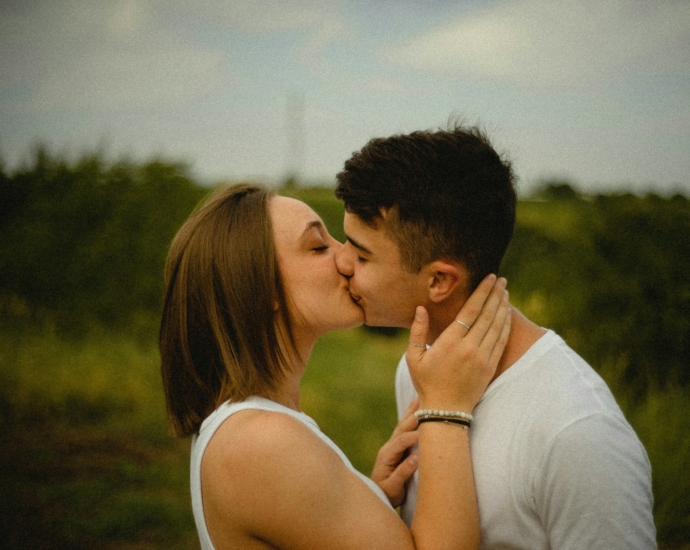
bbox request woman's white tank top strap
[190,396,390,549]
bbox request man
[334,125,656,549]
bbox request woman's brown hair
[160,184,296,437]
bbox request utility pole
[284,90,305,187]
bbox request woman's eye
[313,244,331,252]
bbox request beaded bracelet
[417,417,470,429]
[414,409,473,422]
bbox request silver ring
[409,342,425,348]
[454,319,471,331]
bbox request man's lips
[347,288,361,303]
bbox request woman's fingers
[407,275,512,412]
[487,299,512,366]
[392,398,420,437]
[405,306,429,367]
[473,286,510,355]
[372,414,420,507]
[449,274,498,337]
[376,451,419,509]
[432,275,505,355]
[461,277,508,345]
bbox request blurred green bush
[1,151,688,547]
[0,147,207,334]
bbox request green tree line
[1,149,688,393]
[503,188,690,394]
[1,149,689,546]
[0,148,207,333]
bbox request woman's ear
[426,260,468,303]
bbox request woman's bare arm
[408,275,511,549]
[202,275,510,550]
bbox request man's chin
[363,316,402,329]
[353,302,405,329]
[361,309,413,329]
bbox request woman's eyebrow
[300,220,325,238]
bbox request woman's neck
[265,372,302,412]
[268,330,316,412]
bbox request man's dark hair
[335,124,517,290]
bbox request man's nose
[335,242,354,277]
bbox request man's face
[335,211,429,328]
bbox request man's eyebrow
[345,234,372,254]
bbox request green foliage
[301,327,408,473]
[502,192,690,394]
[532,180,583,201]
[617,386,690,546]
[587,194,690,390]
[1,325,688,548]
[0,329,197,549]
[1,150,689,547]
[0,147,207,333]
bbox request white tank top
[190,396,391,549]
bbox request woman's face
[270,196,364,337]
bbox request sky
[1,0,689,196]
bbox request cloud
[108,0,148,37]
[356,76,432,97]
[171,0,352,70]
[295,15,350,71]
[0,0,233,114]
[380,0,690,89]
[187,0,330,32]
[25,45,229,113]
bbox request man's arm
[535,413,656,549]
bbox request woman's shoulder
[207,408,319,462]
[201,408,362,544]
[201,407,412,549]
[203,407,347,494]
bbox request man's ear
[426,260,468,303]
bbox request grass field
[1,185,688,547]
[1,324,688,548]
[0,325,409,549]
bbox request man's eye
[357,256,367,263]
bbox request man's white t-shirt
[396,330,656,549]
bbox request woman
[160,184,511,549]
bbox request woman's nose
[335,242,354,277]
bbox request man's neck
[426,302,546,383]
[492,307,546,381]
